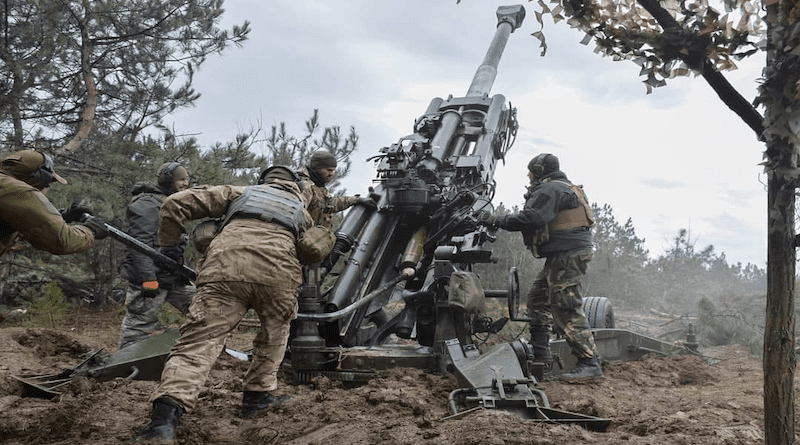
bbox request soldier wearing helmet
[0,150,106,257]
[478,153,601,380]
[132,166,314,443]
[117,162,195,350]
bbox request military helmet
[1,150,67,190]
[528,153,559,179]
[157,162,188,191]
[258,165,304,191]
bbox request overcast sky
[167,0,768,268]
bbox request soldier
[478,153,601,380]
[132,166,313,443]
[0,150,107,257]
[117,162,196,350]
[294,150,377,229]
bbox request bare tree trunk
[57,1,95,155]
[763,3,799,443]
[765,157,796,445]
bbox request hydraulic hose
[295,270,412,322]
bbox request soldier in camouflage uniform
[0,150,106,257]
[118,162,196,349]
[132,166,312,443]
[296,150,376,230]
[479,153,601,380]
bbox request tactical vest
[220,185,307,237]
[525,180,593,257]
[547,181,593,231]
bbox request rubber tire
[583,296,615,329]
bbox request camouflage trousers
[118,283,196,350]
[151,281,298,412]
[527,248,598,360]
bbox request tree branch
[636,0,765,140]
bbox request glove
[157,245,188,288]
[477,212,499,229]
[158,245,185,266]
[354,196,378,211]
[82,215,109,240]
[141,280,160,298]
[61,198,94,223]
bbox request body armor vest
[525,180,593,258]
[220,185,307,236]
[547,181,593,231]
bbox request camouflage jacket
[0,171,94,256]
[158,180,313,288]
[297,167,358,229]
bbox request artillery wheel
[583,296,615,329]
[507,267,530,322]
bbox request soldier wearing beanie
[118,161,196,350]
[478,153,600,381]
[296,150,376,231]
[0,150,106,256]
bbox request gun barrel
[466,5,526,98]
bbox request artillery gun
[13,4,703,431]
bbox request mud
[0,308,793,444]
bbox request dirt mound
[0,308,794,444]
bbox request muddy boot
[241,391,291,418]
[549,355,603,381]
[131,397,184,443]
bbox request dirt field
[0,307,793,445]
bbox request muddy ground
[0,307,794,445]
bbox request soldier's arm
[159,185,245,245]
[498,188,559,232]
[323,193,358,214]
[5,188,94,255]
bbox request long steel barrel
[466,5,525,98]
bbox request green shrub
[25,282,68,329]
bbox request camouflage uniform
[296,166,358,230]
[496,170,598,360]
[0,168,94,257]
[118,183,196,349]
[150,180,311,412]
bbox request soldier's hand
[354,196,378,211]
[82,215,109,240]
[158,245,184,266]
[141,280,160,298]
[61,198,94,223]
[476,212,499,229]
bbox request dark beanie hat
[309,150,337,170]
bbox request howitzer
[297,4,524,351]
[82,214,196,282]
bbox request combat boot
[131,397,184,444]
[529,330,552,363]
[241,391,291,418]
[549,355,603,381]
